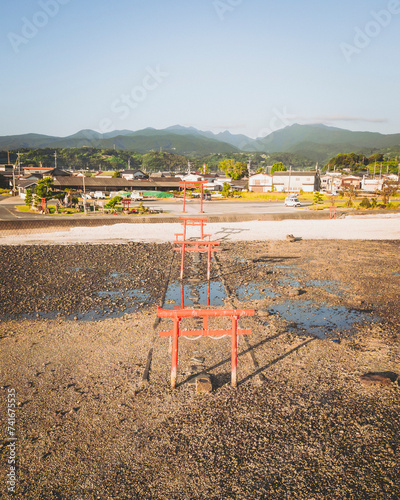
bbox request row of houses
[3,163,399,198]
[8,166,247,199]
[249,170,399,194]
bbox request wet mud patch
[0,243,172,321]
[268,300,378,339]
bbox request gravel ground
[0,240,399,499]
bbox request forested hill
[1,124,400,167]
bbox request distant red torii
[179,180,207,213]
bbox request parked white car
[93,191,105,199]
[284,196,301,207]
[130,191,143,201]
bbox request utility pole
[83,174,87,215]
[12,166,16,196]
[13,152,21,196]
[54,151,57,169]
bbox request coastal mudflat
[1,240,399,499]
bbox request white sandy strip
[0,215,399,244]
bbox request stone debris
[195,374,213,393]
[359,373,394,387]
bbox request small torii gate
[121,199,131,211]
[157,306,255,389]
[179,180,207,213]
[173,217,220,280]
[41,197,48,214]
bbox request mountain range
[1,124,400,164]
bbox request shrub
[25,189,33,207]
[313,191,324,204]
[359,197,371,209]
[104,196,122,208]
[222,182,231,197]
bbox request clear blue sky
[1,0,399,138]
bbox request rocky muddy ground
[0,240,399,499]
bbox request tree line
[2,148,316,174]
[325,153,399,173]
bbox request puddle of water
[275,278,348,298]
[3,287,152,322]
[163,281,226,309]
[277,278,301,288]
[67,267,92,272]
[256,263,300,274]
[394,272,400,277]
[64,307,139,321]
[236,283,278,301]
[5,303,145,322]
[109,272,131,279]
[268,300,377,339]
[18,311,60,321]
[305,280,348,297]
[97,289,150,301]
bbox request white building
[320,173,342,192]
[361,176,384,192]
[249,170,320,193]
[248,173,273,193]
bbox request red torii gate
[178,216,209,240]
[157,306,255,389]
[121,199,131,211]
[174,217,220,280]
[179,180,207,213]
[41,197,48,214]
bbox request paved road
[0,196,311,220]
[0,195,21,220]
[146,199,310,216]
